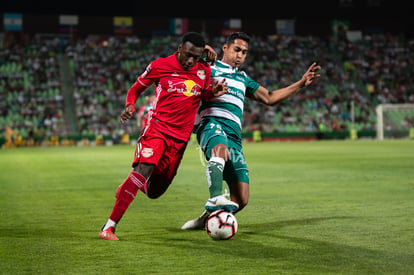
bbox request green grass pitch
[1,140,413,274]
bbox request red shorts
[133,126,188,183]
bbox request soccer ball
[206,210,238,240]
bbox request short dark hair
[226,32,251,45]
[181,32,206,48]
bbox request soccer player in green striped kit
[182,32,322,230]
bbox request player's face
[177,42,204,71]
[222,38,249,68]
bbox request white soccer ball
[206,210,238,240]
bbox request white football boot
[181,210,211,230]
[205,194,239,213]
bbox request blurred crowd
[65,35,176,139]
[1,32,414,145]
[0,37,66,145]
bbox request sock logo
[207,198,218,204]
[124,189,136,199]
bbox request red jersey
[126,52,212,141]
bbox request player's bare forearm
[254,62,321,106]
[253,84,300,106]
[268,81,304,105]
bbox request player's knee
[146,177,171,199]
[133,163,154,179]
[211,144,229,161]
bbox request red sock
[109,171,147,223]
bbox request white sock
[209,156,225,167]
[102,219,116,231]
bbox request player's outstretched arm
[253,62,321,106]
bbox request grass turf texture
[1,140,413,274]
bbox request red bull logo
[167,79,202,97]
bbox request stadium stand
[0,38,67,146]
[1,32,413,146]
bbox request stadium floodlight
[376,104,414,140]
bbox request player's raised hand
[211,78,228,97]
[204,45,217,64]
[120,105,136,123]
[301,62,321,87]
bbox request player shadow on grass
[166,215,356,235]
[240,215,356,235]
[160,216,412,273]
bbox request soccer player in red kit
[99,32,227,240]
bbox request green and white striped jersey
[197,60,260,130]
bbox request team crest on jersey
[141,147,153,158]
[197,70,206,80]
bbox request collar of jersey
[216,60,239,72]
